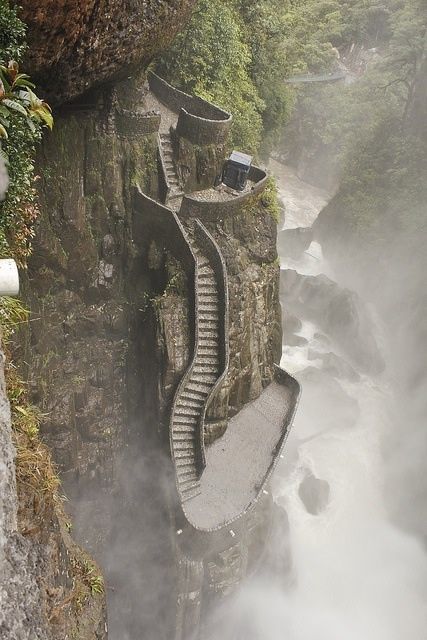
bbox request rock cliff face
[5,4,285,637]
[19,0,197,104]
[0,343,47,640]
[23,74,283,636]
[0,156,105,638]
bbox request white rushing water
[216,161,427,640]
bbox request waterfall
[209,160,427,640]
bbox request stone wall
[180,166,268,220]
[176,108,232,145]
[149,72,232,146]
[115,109,161,138]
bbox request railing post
[0,259,19,296]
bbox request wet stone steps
[171,238,223,504]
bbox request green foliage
[159,0,355,156]
[0,0,52,264]
[313,0,427,261]
[0,61,53,138]
[0,0,26,62]
[159,0,264,153]
[261,176,281,223]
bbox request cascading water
[209,160,427,640]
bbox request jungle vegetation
[159,0,426,262]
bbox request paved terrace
[185,378,298,530]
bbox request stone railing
[132,187,195,277]
[148,72,232,146]
[179,166,268,221]
[157,134,171,204]
[115,108,161,137]
[178,365,301,544]
[193,220,229,465]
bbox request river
[212,161,427,640]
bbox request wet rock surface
[281,268,384,374]
[19,0,197,105]
[298,471,330,515]
[278,226,313,259]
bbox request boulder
[281,269,384,374]
[278,226,313,259]
[19,0,197,105]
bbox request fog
[206,161,427,640]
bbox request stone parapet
[115,109,161,137]
[148,72,232,146]
[180,166,268,220]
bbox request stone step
[197,272,216,281]
[179,478,200,492]
[175,458,197,468]
[174,450,195,460]
[197,258,210,268]
[194,357,219,371]
[181,484,202,502]
[174,414,197,425]
[198,332,217,341]
[198,323,219,333]
[189,373,217,385]
[192,366,217,378]
[199,296,218,304]
[173,433,196,442]
[198,265,215,277]
[187,378,215,391]
[181,389,209,403]
[198,324,218,332]
[197,281,218,298]
[174,406,200,418]
[185,382,210,396]
[178,466,198,478]
[197,340,219,350]
[174,426,197,435]
[199,307,219,315]
[177,469,198,481]
[176,397,204,410]
[174,441,195,451]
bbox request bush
[0,0,52,265]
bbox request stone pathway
[171,233,223,503]
[141,80,301,532]
[185,380,295,529]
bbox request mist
[204,150,427,639]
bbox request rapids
[210,161,427,640]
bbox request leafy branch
[0,60,52,139]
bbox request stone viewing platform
[135,72,300,534]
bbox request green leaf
[2,98,27,116]
[25,116,36,133]
[31,105,53,129]
[13,76,35,89]
[0,124,8,139]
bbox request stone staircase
[171,241,222,503]
[159,132,183,209]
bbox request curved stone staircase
[159,131,183,209]
[170,223,227,504]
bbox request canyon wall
[1,3,285,637]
